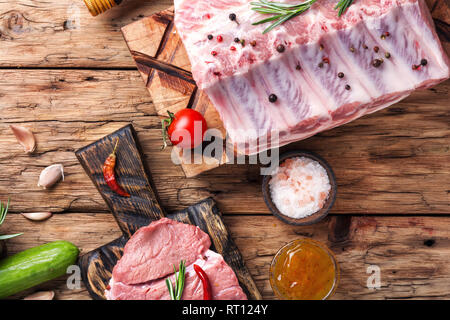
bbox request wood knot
[7,11,25,32]
[423,239,435,247]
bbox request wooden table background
[0,0,449,300]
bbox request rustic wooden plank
[0,0,173,68]
[3,213,450,299]
[0,69,448,214]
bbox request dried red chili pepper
[103,139,130,197]
[193,264,212,300]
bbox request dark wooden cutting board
[75,124,261,300]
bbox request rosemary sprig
[335,0,354,17]
[0,199,22,240]
[165,260,186,300]
[251,0,355,33]
[251,0,317,34]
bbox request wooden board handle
[75,124,165,236]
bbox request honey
[269,239,339,300]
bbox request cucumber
[0,240,79,298]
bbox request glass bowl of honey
[269,238,339,300]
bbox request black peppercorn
[421,59,428,66]
[338,72,344,78]
[276,44,285,53]
[207,34,213,40]
[234,37,240,43]
[385,52,391,59]
[345,84,351,90]
[268,94,278,103]
[363,44,368,49]
[374,46,379,53]
[318,62,324,68]
[372,59,383,68]
[250,40,257,47]
[296,64,301,70]
[229,13,236,21]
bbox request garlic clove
[10,125,36,154]
[37,164,64,189]
[23,291,55,300]
[21,212,52,221]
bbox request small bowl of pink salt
[262,151,337,226]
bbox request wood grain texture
[3,213,450,300]
[0,69,448,215]
[75,126,260,300]
[0,0,173,68]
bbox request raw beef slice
[174,0,449,154]
[105,250,247,300]
[111,218,211,285]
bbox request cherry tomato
[162,109,207,149]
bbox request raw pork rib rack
[174,0,449,154]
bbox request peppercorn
[217,35,223,42]
[384,31,390,37]
[229,13,236,21]
[345,84,351,90]
[363,44,368,49]
[385,52,391,59]
[349,47,355,53]
[372,59,383,67]
[421,59,428,66]
[320,44,324,50]
[296,64,302,70]
[240,39,246,47]
[207,34,213,40]
[322,57,330,64]
[412,64,420,70]
[234,37,240,43]
[338,72,344,78]
[211,51,218,56]
[374,46,379,53]
[230,46,236,51]
[268,94,278,103]
[380,34,386,40]
[318,62,324,68]
[250,40,257,47]
[276,44,285,53]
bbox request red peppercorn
[384,31,390,37]
[217,35,223,42]
[322,57,330,64]
[211,51,218,56]
[230,46,236,51]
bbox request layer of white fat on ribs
[174,0,449,154]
